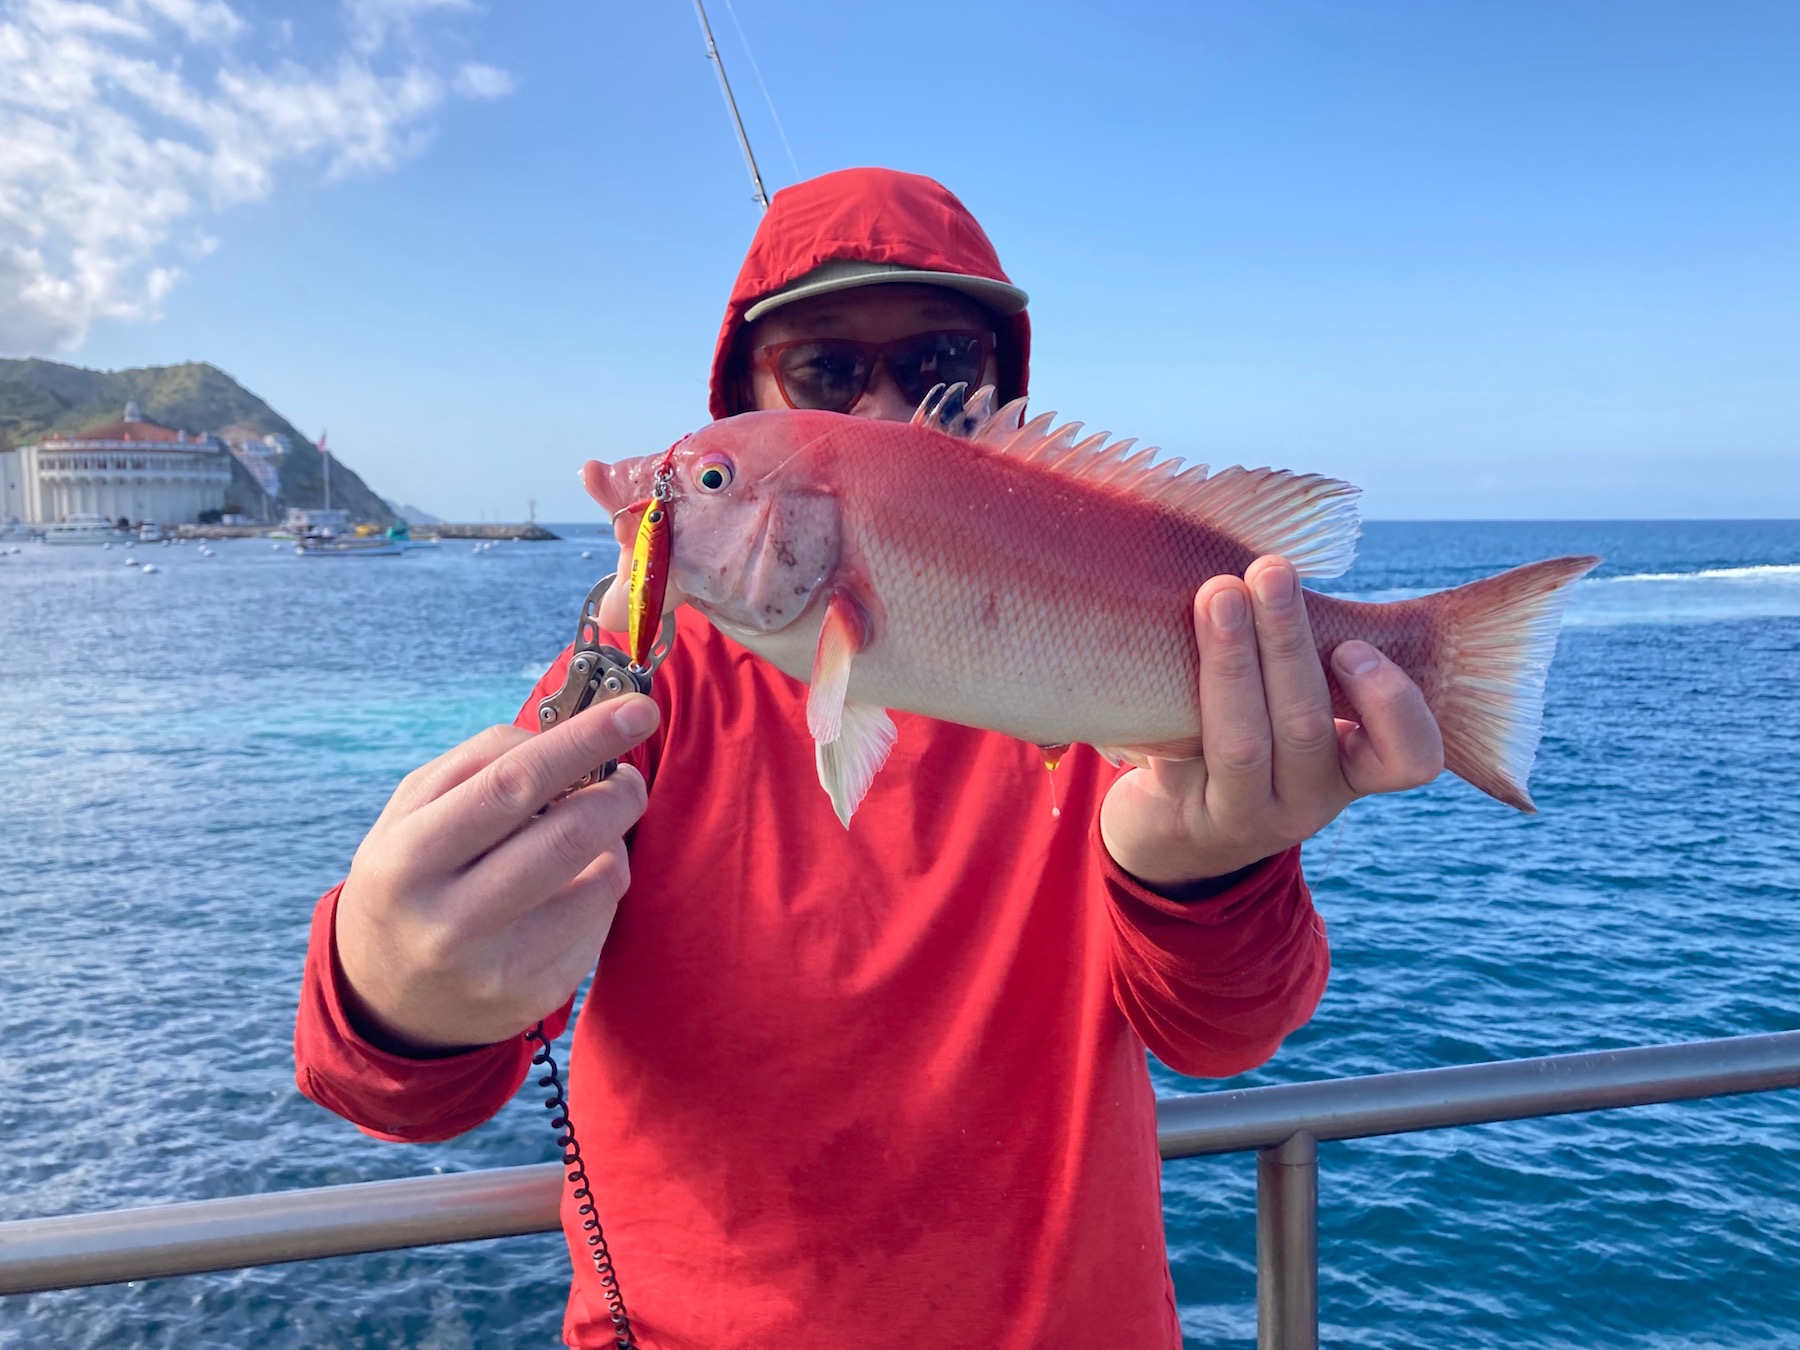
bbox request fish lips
[581,457,659,519]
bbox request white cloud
[345,0,468,55]
[0,0,511,354]
[452,61,512,100]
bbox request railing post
[1256,1130,1318,1350]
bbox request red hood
[708,167,1031,419]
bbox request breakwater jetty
[420,523,560,541]
[171,522,563,541]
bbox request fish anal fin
[816,704,898,827]
[1094,736,1205,768]
[807,589,870,744]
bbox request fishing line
[1313,806,1351,885]
[720,0,800,181]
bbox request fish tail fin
[1421,555,1599,811]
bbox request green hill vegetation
[0,358,392,524]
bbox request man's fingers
[455,763,648,933]
[409,695,660,867]
[1330,641,1444,796]
[502,848,635,1002]
[1195,576,1274,811]
[381,725,531,823]
[1244,557,1346,810]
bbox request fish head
[583,412,844,635]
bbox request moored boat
[44,514,129,546]
[295,533,403,558]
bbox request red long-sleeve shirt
[295,609,1328,1348]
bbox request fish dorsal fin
[911,384,1025,441]
[974,401,1362,580]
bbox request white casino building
[3,403,231,524]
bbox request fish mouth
[581,457,654,519]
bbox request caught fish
[585,385,1597,827]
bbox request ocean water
[1,520,1796,1349]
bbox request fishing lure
[626,450,678,672]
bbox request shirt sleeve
[291,652,594,1144]
[293,882,572,1143]
[1095,828,1330,1080]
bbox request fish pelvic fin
[816,703,898,828]
[806,589,871,743]
[1420,555,1600,811]
[938,395,1362,579]
[807,589,893,826]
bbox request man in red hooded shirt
[296,168,1441,1348]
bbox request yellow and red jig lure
[625,447,678,672]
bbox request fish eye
[695,461,734,493]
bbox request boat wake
[1566,561,1800,627]
[1595,561,1800,584]
[1338,562,1800,627]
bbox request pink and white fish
[584,386,1597,827]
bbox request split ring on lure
[625,450,678,672]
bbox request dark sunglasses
[756,329,994,414]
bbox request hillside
[0,359,393,524]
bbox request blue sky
[6,0,1796,520]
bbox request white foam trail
[1595,562,1800,584]
[1565,561,1800,627]
[1330,561,1800,628]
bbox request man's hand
[334,696,659,1054]
[1100,555,1444,889]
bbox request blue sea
[1,521,1797,1349]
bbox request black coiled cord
[526,1021,638,1350]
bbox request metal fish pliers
[536,573,675,790]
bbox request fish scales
[832,420,1253,747]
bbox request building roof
[27,404,222,454]
[48,419,186,444]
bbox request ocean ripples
[2,521,1797,1348]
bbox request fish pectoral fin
[807,589,871,743]
[816,703,898,828]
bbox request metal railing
[4,1031,1798,1349]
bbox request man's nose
[848,359,916,421]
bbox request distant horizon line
[514,515,1800,526]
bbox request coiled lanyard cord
[526,1023,638,1350]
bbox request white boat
[295,534,403,558]
[0,517,41,542]
[44,514,128,546]
[137,522,171,544]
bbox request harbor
[0,384,556,561]
[1,2,1794,1345]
